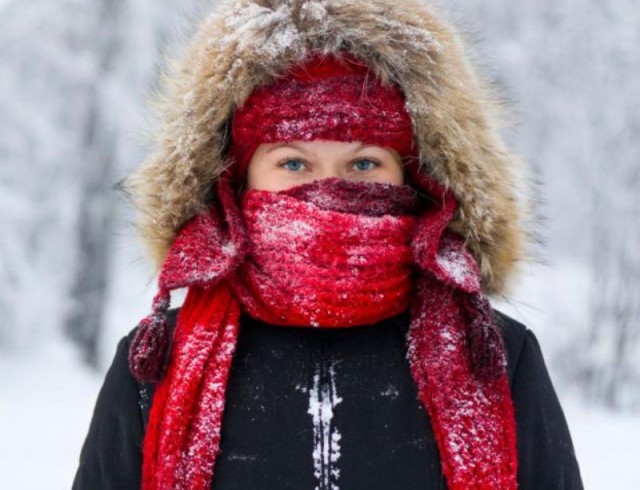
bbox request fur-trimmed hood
[122,0,536,297]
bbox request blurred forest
[1,0,638,411]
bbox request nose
[317,161,344,180]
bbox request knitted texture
[130,177,518,490]
[230,179,420,327]
[230,52,415,181]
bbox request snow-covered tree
[448,0,640,409]
[0,0,191,364]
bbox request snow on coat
[73,308,584,489]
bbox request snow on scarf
[129,176,518,490]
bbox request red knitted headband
[229,51,416,181]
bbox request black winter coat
[72,308,584,489]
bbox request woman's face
[246,140,405,192]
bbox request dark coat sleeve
[72,331,144,490]
[495,310,584,490]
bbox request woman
[73,1,583,489]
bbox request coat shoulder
[492,307,585,489]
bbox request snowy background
[1,0,638,488]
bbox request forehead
[256,140,399,156]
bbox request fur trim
[122,0,536,297]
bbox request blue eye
[280,159,305,171]
[352,159,378,171]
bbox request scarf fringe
[129,289,172,383]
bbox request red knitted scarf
[129,177,518,490]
